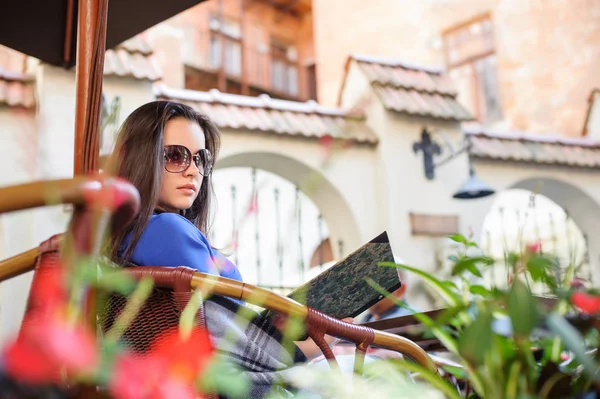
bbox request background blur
[1,0,599,343]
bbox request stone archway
[481,176,600,285]
[215,151,362,262]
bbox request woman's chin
[169,200,194,211]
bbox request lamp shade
[452,172,495,199]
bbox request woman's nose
[184,161,200,176]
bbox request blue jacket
[119,212,243,282]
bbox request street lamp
[413,128,495,200]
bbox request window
[208,15,242,77]
[306,63,317,100]
[270,39,298,97]
[444,14,502,123]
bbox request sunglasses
[163,145,213,175]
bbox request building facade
[312,0,600,137]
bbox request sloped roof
[346,54,473,121]
[0,67,36,109]
[155,85,378,145]
[104,36,162,81]
[466,128,600,169]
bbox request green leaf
[434,304,470,326]
[470,285,495,298]
[441,364,467,379]
[366,277,460,354]
[526,256,558,288]
[199,357,251,397]
[96,270,137,296]
[379,360,463,399]
[441,280,459,291]
[546,312,600,382]
[451,257,494,278]
[448,234,468,245]
[507,252,519,267]
[458,310,493,364]
[179,288,204,337]
[508,279,540,336]
[505,361,522,399]
[447,255,459,263]
[453,256,493,277]
[379,262,462,307]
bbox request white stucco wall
[102,77,155,128]
[0,107,38,343]
[0,67,155,344]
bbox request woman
[106,101,339,396]
[107,101,239,281]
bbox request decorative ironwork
[295,186,304,282]
[252,168,260,282]
[412,128,441,180]
[274,187,284,287]
[231,185,238,265]
[317,213,324,269]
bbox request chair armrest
[0,176,140,233]
[187,271,436,372]
[0,177,140,282]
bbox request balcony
[183,26,311,101]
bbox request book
[264,231,402,321]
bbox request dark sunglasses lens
[164,146,190,172]
[198,150,213,175]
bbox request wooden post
[73,0,109,175]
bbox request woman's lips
[178,185,196,195]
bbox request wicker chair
[0,177,436,398]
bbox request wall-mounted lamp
[413,128,495,200]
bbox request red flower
[3,313,98,384]
[247,193,258,214]
[571,292,600,314]
[109,327,213,399]
[27,265,68,311]
[109,354,166,399]
[151,327,214,382]
[526,241,542,254]
[152,378,198,399]
[82,176,139,213]
[2,337,61,383]
[319,135,334,159]
[571,278,585,289]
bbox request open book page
[263,232,401,322]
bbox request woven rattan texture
[99,289,192,354]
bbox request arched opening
[481,177,600,290]
[213,151,361,291]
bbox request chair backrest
[20,235,63,334]
[98,265,207,355]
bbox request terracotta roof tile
[156,85,377,144]
[0,68,36,109]
[466,128,600,169]
[350,54,472,121]
[104,36,162,81]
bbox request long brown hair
[105,100,221,262]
